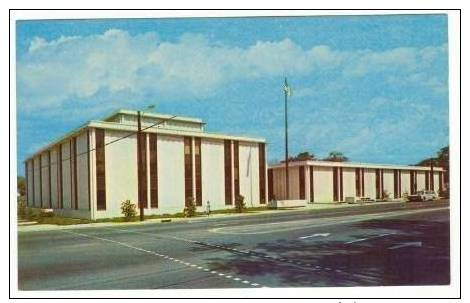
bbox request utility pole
[137,110,144,221]
[284,78,290,200]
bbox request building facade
[268,160,445,203]
[24,110,268,219]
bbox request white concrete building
[268,160,445,203]
[24,110,267,219]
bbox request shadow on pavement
[198,217,450,287]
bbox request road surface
[18,201,450,290]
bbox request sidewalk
[17,200,448,233]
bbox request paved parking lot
[18,201,450,290]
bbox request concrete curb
[17,200,448,233]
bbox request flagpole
[284,77,289,200]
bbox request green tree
[323,151,349,162]
[295,151,315,161]
[17,176,26,196]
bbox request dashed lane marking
[61,229,266,288]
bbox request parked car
[408,190,438,202]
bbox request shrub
[17,199,26,218]
[382,190,390,201]
[120,200,137,221]
[235,195,246,213]
[184,197,197,217]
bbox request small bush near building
[120,200,137,221]
[235,195,246,213]
[184,197,197,217]
[17,199,26,218]
[382,190,391,201]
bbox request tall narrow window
[268,168,273,201]
[137,132,148,208]
[309,166,314,202]
[381,169,384,197]
[425,171,430,190]
[299,166,305,199]
[233,141,240,197]
[339,167,343,201]
[149,133,158,208]
[361,168,365,197]
[73,137,78,210]
[258,143,266,204]
[333,167,338,202]
[375,169,381,199]
[87,130,91,210]
[429,171,434,190]
[355,168,361,197]
[410,171,415,194]
[438,171,443,192]
[184,137,193,204]
[39,156,43,208]
[393,170,399,198]
[96,129,106,210]
[194,137,202,206]
[224,140,232,205]
[58,145,63,209]
[25,162,28,205]
[48,151,52,208]
[31,160,35,206]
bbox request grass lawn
[18,205,282,225]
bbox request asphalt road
[18,201,450,290]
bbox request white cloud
[17,29,448,115]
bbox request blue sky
[16,14,449,175]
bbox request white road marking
[345,233,395,244]
[299,233,331,239]
[388,241,422,250]
[60,230,266,288]
[210,207,448,235]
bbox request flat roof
[103,109,205,124]
[24,117,264,162]
[268,159,444,171]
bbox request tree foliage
[323,151,349,162]
[120,200,137,221]
[17,176,26,196]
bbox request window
[195,138,202,206]
[184,137,193,204]
[355,168,361,197]
[149,133,158,208]
[425,171,429,190]
[224,140,232,205]
[72,137,78,210]
[376,169,381,199]
[333,167,338,202]
[258,143,266,204]
[96,129,106,210]
[268,168,274,201]
[394,169,401,198]
[299,166,305,199]
[309,166,314,202]
[137,132,147,208]
[58,145,63,209]
[233,141,240,197]
[339,167,343,201]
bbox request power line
[28,115,177,170]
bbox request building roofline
[102,109,205,124]
[24,120,264,162]
[268,159,444,171]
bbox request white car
[408,190,438,202]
